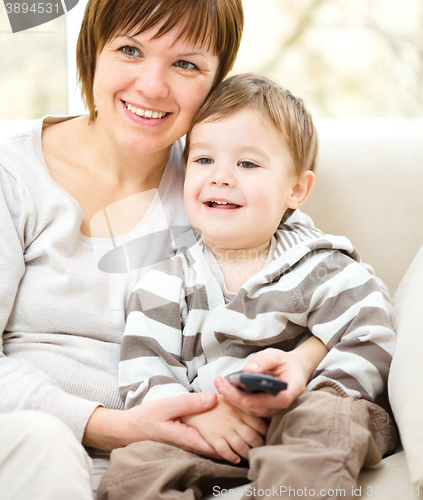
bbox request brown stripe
[154,252,185,278]
[214,326,310,350]
[126,290,143,317]
[227,288,305,318]
[219,334,312,359]
[120,335,182,365]
[259,252,356,317]
[311,368,372,401]
[325,307,392,350]
[130,289,181,330]
[185,283,209,312]
[299,253,364,313]
[181,332,204,362]
[334,339,392,385]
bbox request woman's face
[92,24,220,156]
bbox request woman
[0,0,326,498]
[0,0,242,497]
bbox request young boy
[99,74,396,500]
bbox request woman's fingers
[159,392,218,419]
[132,394,219,457]
[160,418,219,457]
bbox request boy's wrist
[294,337,328,380]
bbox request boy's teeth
[125,103,166,119]
[212,201,228,205]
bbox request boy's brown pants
[98,388,396,500]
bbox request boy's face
[184,107,300,251]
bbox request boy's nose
[209,164,236,187]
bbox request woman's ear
[286,170,315,209]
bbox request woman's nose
[134,64,170,100]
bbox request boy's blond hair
[184,73,318,222]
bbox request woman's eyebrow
[176,51,209,60]
[116,35,143,48]
[115,36,208,60]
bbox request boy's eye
[195,157,214,165]
[121,46,140,57]
[176,60,198,71]
[239,161,258,169]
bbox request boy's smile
[184,106,303,252]
[205,200,241,209]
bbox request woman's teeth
[125,102,167,119]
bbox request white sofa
[207,118,423,499]
[302,118,423,497]
[1,119,423,498]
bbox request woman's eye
[121,46,140,57]
[239,161,258,169]
[176,60,198,71]
[195,157,213,165]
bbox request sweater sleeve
[304,251,396,401]
[0,166,26,344]
[0,164,101,442]
[119,258,191,408]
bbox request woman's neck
[208,241,271,294]
[42,115,173,238]
[83,116,171,191]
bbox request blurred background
[1,0,422,120]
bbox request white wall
[65,0,89,115]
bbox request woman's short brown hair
[184,73,319,223]
[76,0,244,121]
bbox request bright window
[1,0,422,119]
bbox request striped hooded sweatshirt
[119,223,395,408]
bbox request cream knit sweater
[0,117,190,441]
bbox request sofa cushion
[358,451,414,498]
[204,452,412,500]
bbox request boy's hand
[181,395,267,464]
[214,348,309,418]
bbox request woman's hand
[181,395,267,464]
[83,392,219,456]
[214,338,328,418]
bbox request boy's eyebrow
[189,142,270,160]
[240,146,270,161]
[188,142,212,151]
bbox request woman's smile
[122,100,171,127]
[124,101,168,119]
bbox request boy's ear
[286,170,315,209]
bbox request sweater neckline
[31,116,180,248]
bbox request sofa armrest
[389,245,423,487]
